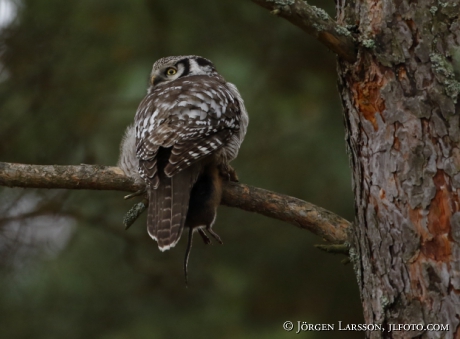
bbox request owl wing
[135,75,241,185]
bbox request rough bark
[0,162,349,244]
[337,0,460,338]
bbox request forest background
[0,1,362,338]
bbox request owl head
[149,55,220,87]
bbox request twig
[314,243,349,255]
[123,200,148,230]
[251,0,357,62]
[0,162,350,243]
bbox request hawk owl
[118,55,248,277]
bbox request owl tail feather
[146,148,200,251]
[146,172,189,251]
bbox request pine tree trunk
[337,0,460,338]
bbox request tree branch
[251,0,357,62]
[0,162,350,244]
[221,182,349,244]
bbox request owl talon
[228,168,239,182]
[219,164,239,182]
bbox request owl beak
[150,75,156,85]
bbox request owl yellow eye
[166,68,177,76]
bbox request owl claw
[219,164,239,182]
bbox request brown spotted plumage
[118,55,248,280]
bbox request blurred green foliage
[0,0,361,338]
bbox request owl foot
[219,164,239,182]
